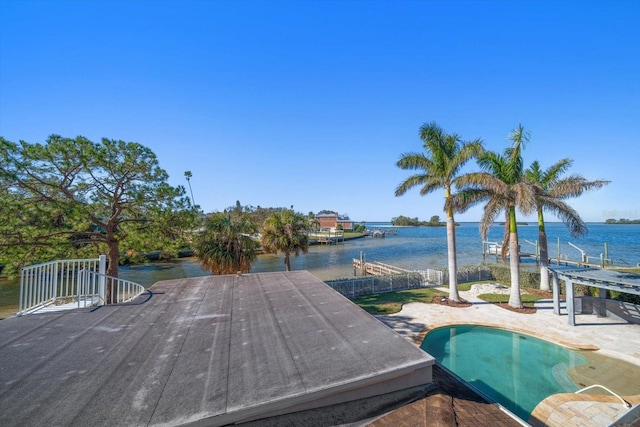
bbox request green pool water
[421,325,587,421]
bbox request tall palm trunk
[446,203,460,302]
[508,206,523,308]
[500,211,510,261]
[537,207,550,291]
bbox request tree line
[391,215,448,226]
[0,136,317,293]
[605,218,640,224]
[1,136,196,281]
[196,204,315,274]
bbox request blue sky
[1,0,638,223]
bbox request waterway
[119,222,640,285]
[1,222,639,318]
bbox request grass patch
[353,287,446,315]
[342,231,364,239]
[456,282,473,292]
[478,293,542,305]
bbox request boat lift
[568,242,588,263]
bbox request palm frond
[449,188,492,213]
[479,198,505,241]
[540,197,588,237]
[541,158,573,188]
[549,176,610,199]
[513,182,536,216]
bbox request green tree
[525,159,609,290]
[455,125,535,308]
[261,209,311,271]
[0,135,195,302]
[195,212,258,274]
[395,122,483,302]
[428,215,441,224]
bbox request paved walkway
[376,284,640,426]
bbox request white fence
[18,256,145,315]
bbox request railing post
[19,269,25,315]
[77,269,84,308]
[98,255,107,306]
[52,261,59,302]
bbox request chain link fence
[447,265,493,284]
[325,272,425,299]
[325,265,493,299]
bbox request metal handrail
[80,270,145,305]
[575,384,631,408]
[17,256,144,315]
[19,257,104,315]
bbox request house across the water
[316,212,354,231]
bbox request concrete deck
[377,284,640,427]
[0,271,434,427]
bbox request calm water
[2,223,639,314]
[421,325,588,421]
[119,222,640,285]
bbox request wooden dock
[364,228,399,237]
[547,258,604,269]
[309,231,344,245]
[352,259,412,276]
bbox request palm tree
[195,212,258,275]
[261,209,311,271]
[184,171,196,207]
[525,159,609,290]
[395,122,483,302]
[454,125,535,308]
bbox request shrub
[487,264,540,289]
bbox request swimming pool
[421,325,588,421]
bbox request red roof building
[316,212,354,231]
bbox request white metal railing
[19,256,145,315]
[79,269,145,305]
[575,384,631,408]
[19,256,106,315]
